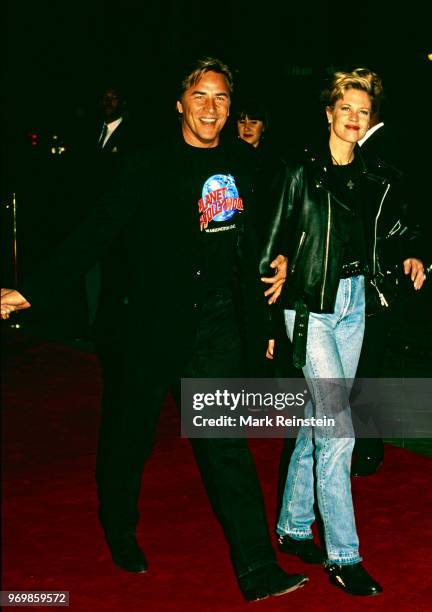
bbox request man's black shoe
[277,534,324,564]
[326,562,382,596]
[351,454,383,477]
[239,563,308,602]
[106,532,148,573]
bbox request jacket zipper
[290,231,306,273]
[320,194,331,309]
[372,183,390,275]
[370,183,391,308]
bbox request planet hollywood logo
[198,174,244,231]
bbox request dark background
[4,0,432,151]
[3,0,432,339]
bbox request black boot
[105,531,148,573]
[351,439,384,477]
[277,534,324,564]
[238,563,308,601]
[326,562,382,596]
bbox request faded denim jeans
[277,275,365,564]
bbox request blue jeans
[277,276,365,565]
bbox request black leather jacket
[260,145,420,314]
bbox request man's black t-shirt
[179,139,255,291]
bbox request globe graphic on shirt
[202,174,239,222]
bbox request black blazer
[93,118,144,193]
[359,123,404,171]
[98,119,140,156]
[93,118,145,335]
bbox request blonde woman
[261,70,425,596]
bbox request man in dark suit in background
[351,67,426,476]
[83,86,144,443]
[96,86,142,156]
[351,82,389,475]
[85,85,142,328]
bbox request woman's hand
[261,255,288,304]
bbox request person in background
[77,85,144,449]
[350,67,424,476]
[236,101,274,243]
[91,85,143,425]
[96,86,141,156]
[261,69,425,596]
[237,104,267,149]
[237,100,302,520]
[350,68,389,475]
[84,85,141,329]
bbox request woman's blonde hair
[322,69,383,114]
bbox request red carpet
[2,331,432,611]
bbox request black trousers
[352,311,387,459]
[95,289,275,577]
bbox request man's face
[102,89,122,122]
[176,71,230,148]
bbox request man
[98,87,127,149]
[351,67,424,476]
[1,57,306,601]
[82,85,144,501]
[84,85,141,328]
[87,86,143,410]
[351,95,388,476]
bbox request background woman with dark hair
[236,103,268,150]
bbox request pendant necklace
[331,153,355,190]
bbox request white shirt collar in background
[100,116,123,148]
[358,121,384,147]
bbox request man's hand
[1,289,31,319]
[266,339,275,360]
[403,258,426,290]
[261,254,288,305]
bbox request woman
[261,70,425,596]
[236,103,267,149]
[236,102,288,250]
